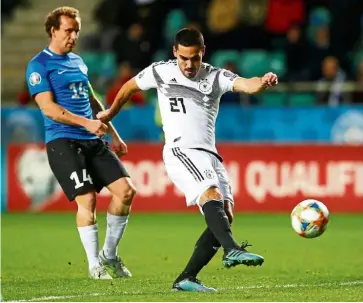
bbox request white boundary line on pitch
[6,280,363,302]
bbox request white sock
[103,213,129,259]
[78,224,100,270]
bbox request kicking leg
[200,186,239,250]
[200,187,264,268]
[173,201,233,292]
[99,177,136,278]
[76,192,112,280]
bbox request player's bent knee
[199,186,223,206]
[108,177,136,206]
[116,186,136,206]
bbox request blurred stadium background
[1,0,363,301]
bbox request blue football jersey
[26,47,97,143]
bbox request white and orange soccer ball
[291,199,330,238]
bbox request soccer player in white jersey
[97,28,278,292]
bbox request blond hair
[45,6,80,37]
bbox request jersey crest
[198,78,213,94]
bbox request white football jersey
[135,60,239,153]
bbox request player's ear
[201,46,206,57]
[173,45,177,58]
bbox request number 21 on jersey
[169,97,186,113]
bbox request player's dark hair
[45,6,80,38]
[174,28,204,49]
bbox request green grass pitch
[1,213,363,301]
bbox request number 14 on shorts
[70,169,93,189]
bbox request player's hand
[112,135,128,157]
[96,109,112,123]
[85,119,108,136]
[261,72,278,88]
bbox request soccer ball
[291,199,329,238]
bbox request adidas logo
[169,78,177,83]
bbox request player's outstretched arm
[96,77,141,123]
[88,82,128,157]
[233,72,278,94]
[34,91,108,136]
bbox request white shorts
[163,147,234,207]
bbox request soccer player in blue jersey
[26,6,135,280]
